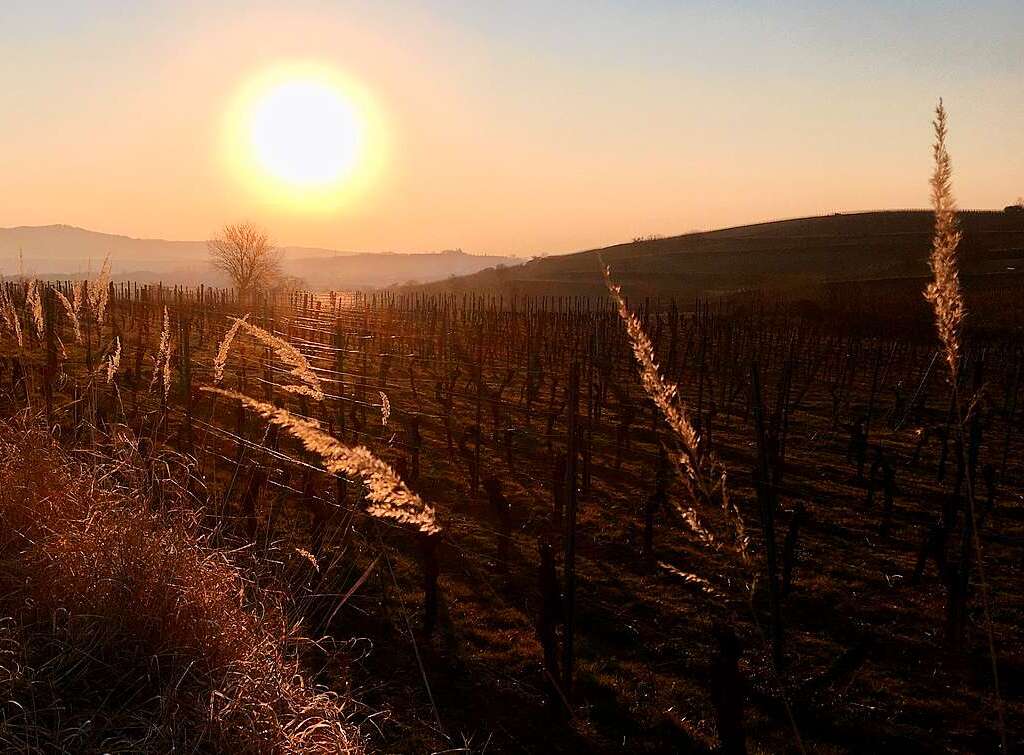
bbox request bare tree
[208,223,282,299]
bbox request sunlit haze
[1,1,1021,255]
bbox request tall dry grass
[924,99,964,380]
[923,100,1007,753]
[150,306,173,399]
[602,262,750,587]
[0,417,362,753]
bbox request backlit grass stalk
[53,286,82,344]
[72,279,85,322]
[26,279,44,341]
[924,99,1006,753]
[105,336,121,384]
[89,253,112,326]
[924,99,964,380]
[202,387,439,534]
[150,306,173,400]
[223,316,324,401]
[603,262,796,748]
[0,283,23,348]
[214,313,249,384]
[602,263,749,569]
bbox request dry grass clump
[202,387,439,534]
[924,99,965,379]
[0,418,362,753]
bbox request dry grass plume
[202,387,439,534]
[924,99,965,380]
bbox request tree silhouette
[208,223,281,299]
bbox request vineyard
[0,270,1021,752]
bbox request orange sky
[1,2,1021,256]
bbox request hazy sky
[1,1,1021,256]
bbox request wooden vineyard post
[998,354,1020,479]
[751,361,784,668]
[583,333,594,495]
[562,361,580,698]
[859,342,885,480]
[781,502,806,596]
[181,316,194,450]
[710,622,747,755]
[419,531,440,635]
[43,286,56,426]
[484,476,511,572]
[474,327,484,494]
[538,536,563,711]
[334,318,347,437]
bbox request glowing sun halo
[226,65,384,209]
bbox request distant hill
[286,249,521,290]
[0,225,517,289]
[411,210,1024,299]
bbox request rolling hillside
[412,209,1024,299]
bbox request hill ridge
[410,209,1024,298]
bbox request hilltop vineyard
[0,277,1020,752]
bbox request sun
[249,79,362,188]
[225,63,386,210]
